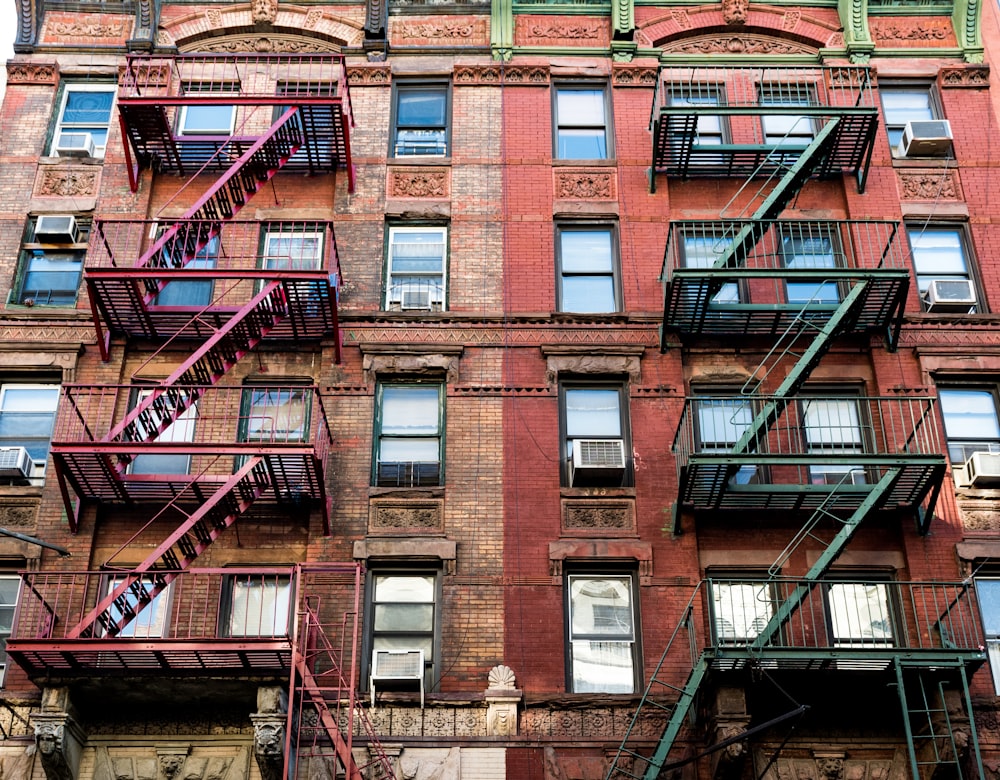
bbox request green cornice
[491,0,514,59]
[611,0,634,38]
[953,0,984,61]
[839,0,875,62]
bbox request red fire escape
[6,53,392,779]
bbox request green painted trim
[491,0,514,60]
[953,0,984,61]
[840,0,875,61]
[611,0,634,37]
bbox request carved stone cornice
[501,65,550,84]
[187,36,340,53]
[452,64,553,85]
[659,34,816,55]
[940,64,990,87]
[898,169,961,200]
[6,61,58,85]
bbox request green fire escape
[607,65,987,779]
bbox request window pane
[570,576,633,639]
[376,575,435,603]
[264,232,322,270]
[106,577,170,638]
[827,582,893,645]
[379,437,439,463]
[910,230,967,276]
[562,276,615,313]
[398,90,446,126]
[228,577,290,637]
[882,90,933,126]
[697,399,753,447]
[181,105,234,134]
[382,387,439,435]
[568,574,635,694]
[561,231,613,273]
[21,252,83,306]
[803,399,862,446]
[570,641,634,693]
[558,90,605,125]
[374,635,433,658]
[245,388,309,441]
[558,130,606,160]
[566,389,621,438]
[712,582,773,641]
[977,579,1000,635]
[63,90,113,124]
[374,603,434,632]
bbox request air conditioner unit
[370,649,425,708]
[897,119,954,158]
[400,288,432,311]
[957,451,1000,488]
[570,438,627,485]
[924,279,976,312]
[0,447,33,480]
[34,215,80,244]
[54,132,95,158]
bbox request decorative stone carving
[960,500,1000,530]
[870,19,952,42]
[370,501,443,531]
[549,540,653,580]
[206,9,223,27]
[555,171,613,199]
[48,20,129,38]
[670,9,692,28]
[194,37,337,53]
[33,715,85,780]
[757,756,902,780]
[252,0,279,26]
[37,169,99,198]
[362,348,462,383]
[6,61,58,85]
[562,501,634,532]
[92,747,245,780]
[782,10,801,30]
[252,719,284,780]
[814,751,846,780]
[543,349,643,384]
[660,35,816,55]
[304,9,323,29]
[940,65,991,88]
[528,23,601,39]
[899,170,960,200]
[488,665,516,689]
[0,500,39,528]
[722,0,748,26]
[504,66,551,84]
[347,66,391,85]
[390,169,449,198]
[611,67,657,87]
[157,748,190,779]
[397,21,482,40]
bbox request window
[374,383,443,487]
[154,233,218,308]
[261,225,324,271]
[667,85,726,147]
[13,217,88,307]
[781,225,842,305]
[880,83,940,152]
[709,576,775,644]
[50,84,115,158]
[368,571,437,691]
[976,578,1000,694]
[907,225,980,313]
[759,84,816,149]
[566,573,638,693]
[938,388,1000,465]
[128,387,197,476]
[0,383,59,480]
[825,579,894,647]
[680,230,741,304]
[554,85,610,160]
[556,224,619,313]
[392,83,449,157]
[0,576,18,683]
[223,572,291,637]
[103,574,172,638]
[385,226,447,312]
[240,385,311,443]
[562,385,630,487]
[177,83,238,136]
[801,397,866,485]
[694,396,760,484]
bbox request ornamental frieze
[898,170,961,200]
[0,500,39,528]
[394,20,486,40]
[369,500,444,531]
[389,168,450,198]
[659,34,816,55]
[36,168,100,198]
[756,754,900,780]
[46,20,130,39]
[562,501,634,532]
[527,23,602,38]
[869,18,954,42]
[91,746,250,780]
[502,66,550,84]
[611,66,657,87]
[189,36,338,53]
[347,66,391,85]
[6,62,58,85]
[554,170,615,199]
[940,65,990,87]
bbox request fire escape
[6,53,392,779]
[607,65,987,779]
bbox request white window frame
[977,578,1000,694]
[0,383,60,481]
[801,397,867,485]
[50,84,116,158]
[385,226,447,312]
[566,573,638,694]
[907,225,980,313]
[177,84,238,136]
[368,571,437,692]
[0,575,19,685]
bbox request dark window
[0,576,18,684]
[392,83,449,157]
[561,384,630,487]
[556,224,619,313]
[239,386,311,443]
[153,232,218,308]
[801,396,867,485]
[0,382,60,481]
[679,229,741,304]
[14,217,88,307]
[554,85,610,160]
[780,224,843,305]
[566,572,638,693]
[374,383,443,487]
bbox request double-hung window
[369,571,437,691]
[0,383,60,481]
[262,224,324,271]
[554,85,610,160]
[907,225,980,313]
[680,229,741,304]
[392,83,449,157]
[566,573,638,693]
[709,575,776,644]
[128,386,197,476]
[177,83,238,136]
[103,574,172,638]
[694,396,760,484]
[825,578,895,647]
[556,224,619,313]
[759,84,816,150]
[880,83,940,153]
[386,226,446,312]
[976,579,1000,694]
[938,388,1000,466]
[374,383,443,487]
[562,385,630,487]
[781,225,842,305]
[240,385,311,444]
[667,86,726,148]
[223,572,291,637]
[50,84,115,158]
[154,232,218,308]
[0,576,18,684]
[801,396,867,485]
[14,217,88,307]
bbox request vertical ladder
[894,659,985,779]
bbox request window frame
[13,217,89,308]
[176,83,239,136]
[906,223,982,313]
[758,83,818,149]
[126,385,198,476]
[553,83,612,161]
[707,571,778,645]
[564,569,640,694]
[555,222,621,313]
[691,392,764,485]
[559,382,632,488]
[678,228,745,304]
[798,392,870,486]
[220,571,292,638]
[0,381,60,482]
[259,224,325,272]
[779,223,845,306]
[0,574,19,685]
[384,225,448,312]
[238,384,313,445]
[101,573,173,639]
[823,574,898,649]
[364,567,441,694]
[373,381,445,487]
[152,226,218,308]
[390,81,450,158]
[49,83,116,159]
[976,577,1000,694]
[879,81,943,156]
[936,385,1000,466]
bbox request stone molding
[388,167,450,199]
[454,64,551,85]
[361,344,463,383]
[554,170,615,200]
[898,169,961,200]
[610,66,657,87]
[347,65,391,85]
[870,17,954,42]
[369,498,444,533]
[561,499,635,534]
[394,19,487,42]
[659,34,817,55]
[6,61,58,85]
[354,537,457,574]
[939,64,990,87]
[543,346,644,384]
[548,539,653,579]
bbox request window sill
[369,486,445,498]
[560,486,635,499]
[39,155,105,165]
[3,305,89,318]
[890,156,957,168]
[552,158,616,167]
[389,156,451,166]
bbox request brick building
[1,0,1000,777]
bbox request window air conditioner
[401,288,433,311]
[370,649,425,708]
[570,438,627,485]
[957,451,1000,488]
[34,215,80,244]
[897,120,954,158]
[0,447,33,480]
[923,279,976,312]
[54,132,96,158]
